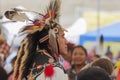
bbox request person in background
[87,46,96,62]
[91,58,114,75]
[115,51,120,61]
[91,54,100,61]
[77,57,114,79]
[0,53,4,66]
[67,45,88,80]
[91,58,114,79]
[88,35,104,62]
[4,46,19,74]
[0,35,10,66]
[105,46,113,61]
[77,67,111,80]
[7,56,17,80]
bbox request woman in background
[67,45,88,80]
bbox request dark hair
[94,54,100,58]
[67,42,75,53]
[91,58,113,75]
[72,45,87,56]
[100,35,104,43]
[0,66,8,80]
[77,67,111,80]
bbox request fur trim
[13,38,28,80]
[18,38,29,79]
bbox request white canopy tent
[65,17,87,45]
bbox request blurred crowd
[0,33,120,80]
[0,34,17,80]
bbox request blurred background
[0,0,120,62]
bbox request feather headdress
[4,0,63,33]
[4,0,66,80]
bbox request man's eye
[62,36,65,38]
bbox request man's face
[57,31,68,55]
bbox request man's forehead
[58,30,65,36]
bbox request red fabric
[44,65,54,77]
[116,69,120,80]
[0,42,10,58]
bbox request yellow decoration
[32,26,40,29]
[114,59,120,71]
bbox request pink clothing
[8,74,13,80]
[63,61,71,70]
[59,55,71,70]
